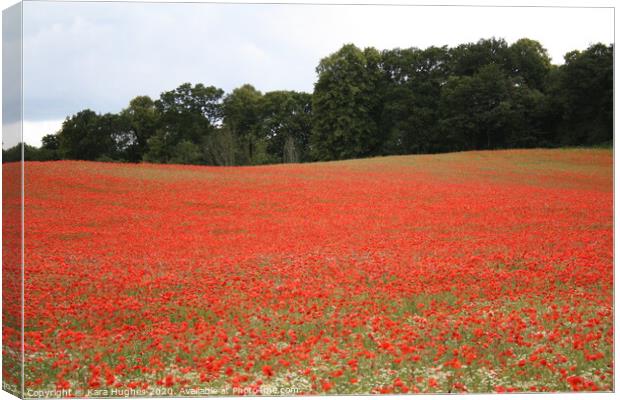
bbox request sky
[5,1,616,146]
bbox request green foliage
[311,44,385,161]
[142,131,167,163]
[99,113,137,160]
[155,83,224,162]
[551,43,613,146]
[439,64,513,150]
[202,127,236,166]
[2,143,22,163]
[380,46,450,154]
[141,83,225,164]
[41,134,59,151]
[506,38,552,90]
[258,91,312,163]
[450,38,510,77]
[223,84,264,164]
[2,142,59,162]
[121,96,159,162]
[27,38,612,166]
[58,110,114,160]
[170,140,202,165]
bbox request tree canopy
[5,38,612,165]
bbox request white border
[0,1,616,400]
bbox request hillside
[4,148,613,394]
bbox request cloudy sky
[8,1,617,146]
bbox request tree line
[4,38,613,165]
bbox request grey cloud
[22,2,325,122]
[18,1,615,126]
[3,3,22,128]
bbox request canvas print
[1,1,614,398]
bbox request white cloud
[24,120,63,148]
[2,119,63,149]
[2,120,20,150]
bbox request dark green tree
[203,127,236,166]
[2,143,54,162]
[57,110,113,160]
[41,134,60,151]
[97,113,137,161]
[552,43,613,145]
[311,44,385,161]
[222,84,264,164]
[2,143,22,163]
[439,64,514,150]
[506,38,552,91]
[380,46,450,154]
[170,140,202,164]
[149,83,224,163]
[450,38,510,77]
[258,91,312,163]
[13,39,613,165]
[121,96,159,161]
[38,134,61,160]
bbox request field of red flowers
[7,148,614,395]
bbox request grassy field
[6,148,613,395]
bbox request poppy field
[6,148,614,396]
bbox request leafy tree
[507,38,552,91]
[121,96,159,161]
[15,39,613,165]
[311,44,385,161]
[439,64,514,150]
[2,143,22,163]
[143,131,170,164]
[157,83,224,126]
[98,113,138,161]
[203,127,236,166]
[258,91,312,163]
[450,38,510,77]
[41,134,60,151]
[152,83,224,163]
[552,43,613,145]
[3,142,60,162]
[170,140,202,165]
[222,84,264,164]
[57,110,113,160]
[38,134,61,160]
[380,46,450,154]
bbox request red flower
[262,365,274,377]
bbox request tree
[439,64,514,150]
[258,91,312,163]
[439,61,553,151]
[552,43,613,145]
[57,110,113,160]
[41,134,59,151]
[142,131,169,164]
[450,38,510,77]
[311,44,385,161]
[97,113,137,161]
[12,38,613,165]
[380,46,450,154]
[152,83,224,163]
[202,127,236,166]
[222,84,264,164]
[506,38,552,91]
[170,140,202,165]
[38,134,61,160]
[157,83,224,126]
[121,96,159,161]
[2,143,22,163]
